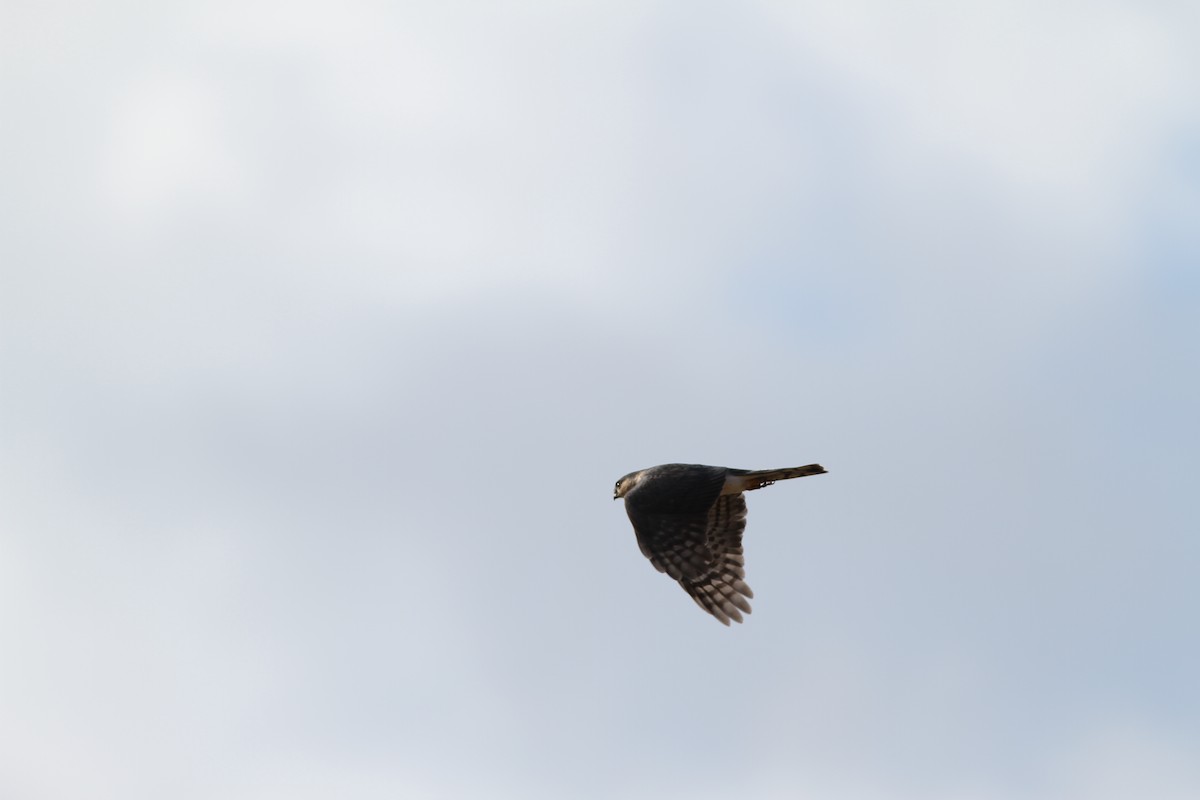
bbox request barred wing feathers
[627,493,754,625]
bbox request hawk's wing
[627,494,754,625]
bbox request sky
[2,1,1199,798]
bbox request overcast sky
[2,2,1199,798]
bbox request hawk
[614,463,826,625]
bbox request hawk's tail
[732,464,826,492]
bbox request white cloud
[98,73,248,228]
[2,3,1198,800]
[1049,722,1200,800]
[765,0,1191,200]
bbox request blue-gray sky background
[2,2,1198,798]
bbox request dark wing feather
[627,463,726,515]
[627,493,754,625]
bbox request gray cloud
[2,2,1198,799]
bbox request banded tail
[727,464,826,493]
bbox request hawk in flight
[614,463,826,625]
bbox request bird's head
[613,470,643,500]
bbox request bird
[614,463,826,625]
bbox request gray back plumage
[624,464,727,515]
